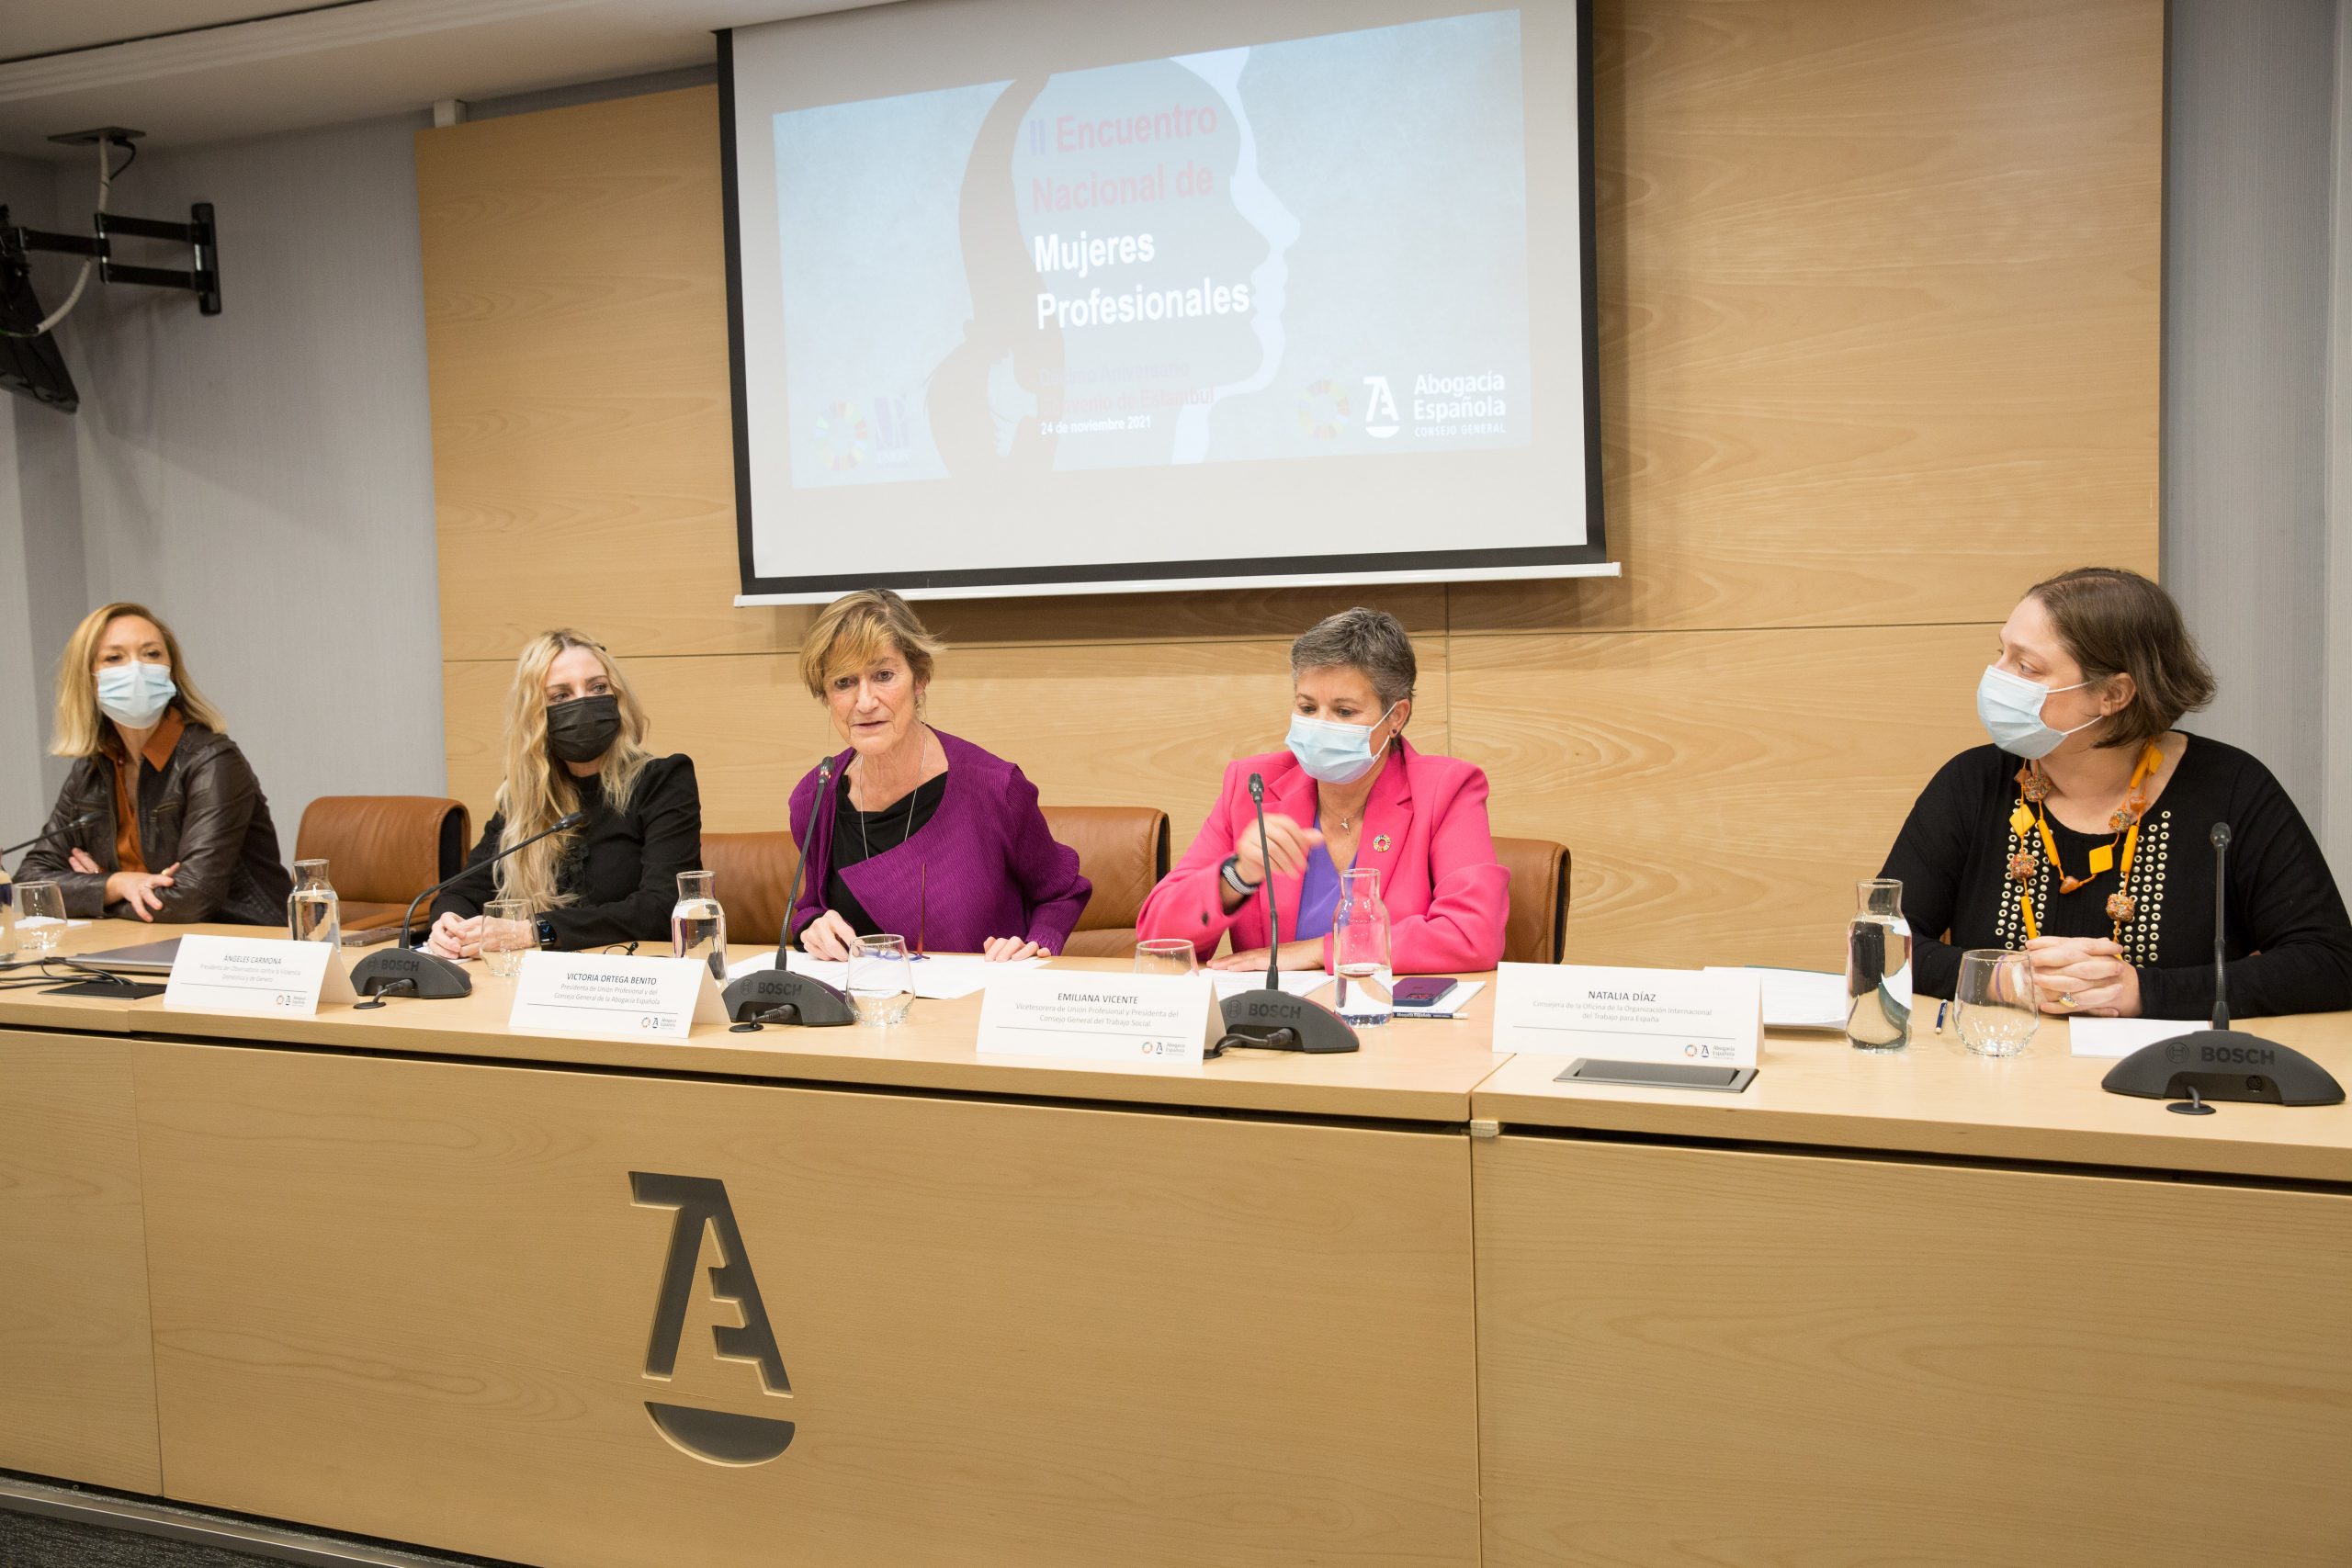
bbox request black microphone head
[2211,823,2231,851]
[817,754,835,782]
[555,810,587,830]
[1248,772,1264,803]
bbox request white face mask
[1285,703,1399,784]
[95,660,177,728]
[1975,665,2097,760]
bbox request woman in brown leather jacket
[16,602,291,925]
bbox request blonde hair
[492,629,653,908]
[797,588,945,699]
[50,602,230,757]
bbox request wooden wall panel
[0,1033,161,1494]
[418,0,2163,967]
[1452,624,1990,968]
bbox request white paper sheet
[722,947,1043,1000]
[2066,1017,2191,1060]
[1706,965,1848,1031]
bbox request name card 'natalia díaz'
[1491,963,1762,1066]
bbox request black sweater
[1881,735,2352,1019]
[432,755,701,951]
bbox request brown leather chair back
[1041,806,1170,960]
[703,831,801,951]
[1493,836,1571,964]
[294,796,470,927]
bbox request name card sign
[164,934,357,1016]
[1492,963,1762,1066]
[508,951,726,1042]
[976,972,1216,1067]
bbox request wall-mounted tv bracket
[0,129,220,316]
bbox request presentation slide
[728,0,1602,601]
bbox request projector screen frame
[719,2,1609,605]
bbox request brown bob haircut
[2027,567,2216,750]
[797,588,946,699]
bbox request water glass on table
[14,881,64,955]
[1955,947,2038,1057]
[481,897,536,980]
[849,934,913,1026]
[1134,939,1197,977]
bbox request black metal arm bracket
[0,201,221,316]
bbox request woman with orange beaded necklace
[1883,568,2352,1019]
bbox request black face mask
[546,694,622,764]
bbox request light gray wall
[2165,0,2336,851]
[30,114,447,863]
[1,149,85,822]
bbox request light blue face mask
[1285,703,1399,785]
[95,660,177,728]
[1975,665,2095,760]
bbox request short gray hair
[1289,607,1418,710]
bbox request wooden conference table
[3,920,2346,1568]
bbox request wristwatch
[1219,855,1261,897]
[535,915,558,950]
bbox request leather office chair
[294,796,471,935]
[1492,836,1571,964]
[1042,806,1170,960]
[702,831,801,952]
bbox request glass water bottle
[1844,878,1913,1049]
[1331,866,1394,1027]
[673,870,727,980]
[288,858,341,947]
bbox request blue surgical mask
[1285,704,1399,785]
[95,661,177,728]
[1975,665,2095,760]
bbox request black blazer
[17,721,291,925]
[432,754,702,950]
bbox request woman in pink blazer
[1137,607,1510,974]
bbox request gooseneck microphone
[1212,772,1358,1056]
[349,809,587,1006]
[2102,820,2342,1111]
[4,808,104,858]
[722,755,852,1030]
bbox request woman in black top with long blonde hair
[425,628,701,956]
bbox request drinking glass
[481,897,536,980]
[15,881,64,955]
[671,869,728,980]
[1134,939,1198,976]
[1332,867,1393,1027]
[848,933,913,1026]
[1955,948,2039,1057]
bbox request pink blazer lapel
[1352,742,1416,897]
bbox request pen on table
[1935,1000,1948,1033]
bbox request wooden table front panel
[0,1031,162,1493]
[1476,1135,2352,1568]
[133,1041,1478,1568]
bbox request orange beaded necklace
[2006,740,2164,942]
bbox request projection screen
[724,0,1605,602]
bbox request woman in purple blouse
[785,590,1090,960]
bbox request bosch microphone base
[721,969,854,1029]
[350,948,472,1004]
[1216,988,1360,1054]
[2101,1031,2345,1107]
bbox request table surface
[11,920,2352,1179]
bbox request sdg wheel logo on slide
[1297,378,1351,441]
[812,400,871,472]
